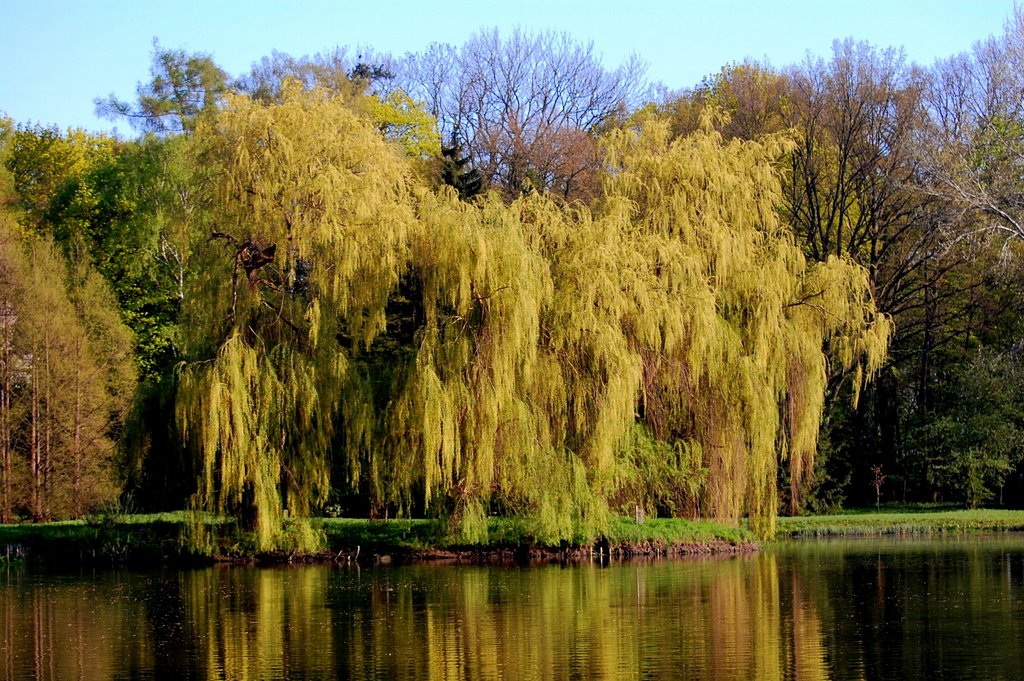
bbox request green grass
[776,508,1024,538]
[27,508,982,565]
[319,517,450,552]
[606,516,755,546]
[0,512,191,564]
[8,507,1020,565]
[318,515,755,554]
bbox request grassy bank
[776,507,1024,538]
[0,513,755,566]
[0,512,191,565]
[320,516,757,560]
[6,508,1023,567]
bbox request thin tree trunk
[0,365,9,524]
[0,325,10,523]
[73,363,82,518]
[30,357,39,521]
[42,335,52,522]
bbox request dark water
[3,536,1024,680]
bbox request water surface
[3,535,1024,679]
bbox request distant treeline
[1,14,1022,550]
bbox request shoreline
[248,537,762,568]
[403,538,763,565]
[0,514,757,568]
[776,508,1024,538]
[6,508,1024,569]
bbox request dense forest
[1,12,1022,551]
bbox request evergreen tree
[439,140,484,200]
[95,40,229,135]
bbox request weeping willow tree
[591,114,891,537]
[177,83,418,552]
[339,111,889,542]
[177,84,886,550]
[348,192,612,543]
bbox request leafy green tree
[50,136,196,377]
[362,90,440,158]
[4,125,116,230]
[922,350,1024,507]
[6,126,198,379]
[95,40,229,134]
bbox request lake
[2,535,1024,679]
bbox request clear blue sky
[0,0,1016,134]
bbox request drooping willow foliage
[177,84,418,551]
[176,87,889,551]
[592,115,890,537]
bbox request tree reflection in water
[3,537,1024,679]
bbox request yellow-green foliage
[178,85,417,552]
[361,90,441,158]
[0,213,136,520]
[177,90,888,551]
[593,114,890,537]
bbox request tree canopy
[8,18,1024,548]
[171,87,888,547]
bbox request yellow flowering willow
[177,89,888,551]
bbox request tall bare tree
[920,5,1024,249]
[400,28,647,201]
